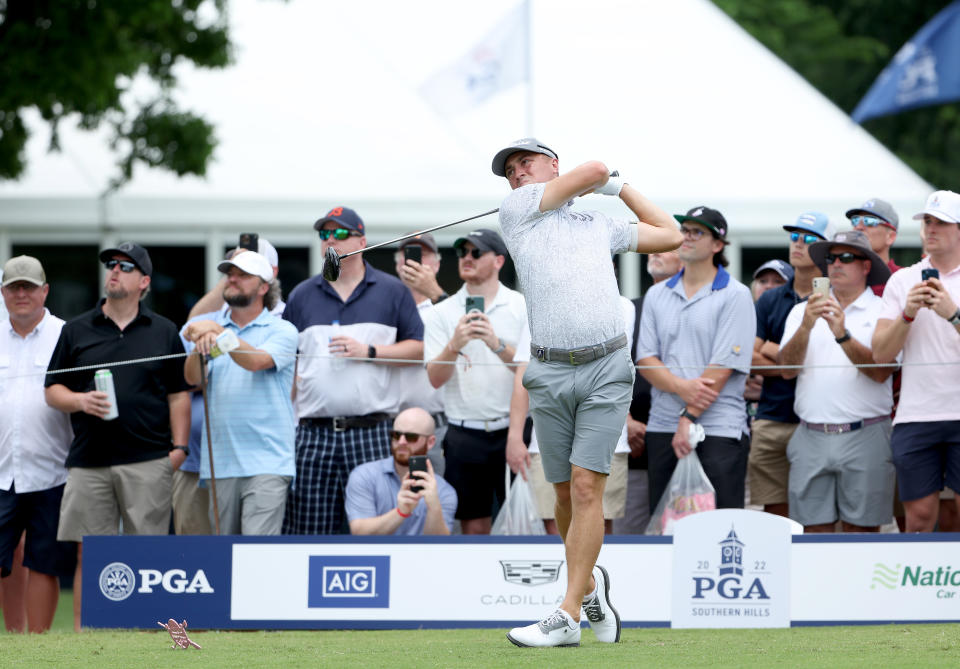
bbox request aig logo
[308,555,390,608]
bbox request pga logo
[98,562,214,602]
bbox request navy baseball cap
[784,211,835,240]
[313,206,365,235]
[674,206,729,243]
[99,242,153,276]
[453,228,509,257]
[752,259,794,283]
[491,137,558,177]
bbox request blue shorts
[891,421,960,502]
[0,483,77,578]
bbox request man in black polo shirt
[749,213,833,517]
[45,242,190,630]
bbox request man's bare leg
[904,493,939,533]
[73,543,82,632]
[25,570,60,633]
[557,466,606,620]
[2,536,27,632]
[460,517,492,534]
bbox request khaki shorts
[172,469,211,535]
[747,419,798,506]
[58,457,173,542]
[528,453,628,519]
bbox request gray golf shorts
[522,346,634,483]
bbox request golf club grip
[339,208,500,259]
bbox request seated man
[345,408,456,536]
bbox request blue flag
[852,0,960,123]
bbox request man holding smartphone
[493,138,681,648]
[873,190,960,532]
[423,228,527,535]
[344,408,456,535]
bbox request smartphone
[408,455,428,493]
[238,232,259,252]
[812,277,830,298]
[465,295,484,315]
[922,268,940,281]
[403,245,422,264]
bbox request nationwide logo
[499,560,563,586]
[308,555,390,608]
[98,562,214,601]
[871,563,960,591]
[691,526,770,602]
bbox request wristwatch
[493,337,506,354]
[835,329,852,344]
[171,445,190,457]
[368,344,377,359]
[949,309,960,326]
[679,408,699,423]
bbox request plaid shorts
[282,421,391,535]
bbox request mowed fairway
[2,598,959,669]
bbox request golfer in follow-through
[493,138,682,647]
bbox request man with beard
[345,408,456,535]
[183,251,298,535]
[45,242,190,630]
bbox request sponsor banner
[792,536,960,623]
[672,510,798,628]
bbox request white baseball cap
[913,190,960,224]
[218,251,273,281]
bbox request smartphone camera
[403,245,422,264]
[408,455,428,493]
[921,268,939,281]
[238,233,259,252]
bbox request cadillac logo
[499,560,563,586]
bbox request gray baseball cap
[491,137,558,177]
[845,198,899,230]
[454,228,508,257]
[2,255,45,287]
[752,259,794,283]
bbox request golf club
[322,207,500,282]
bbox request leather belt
[800,415,888,434]
[447,416,511,432]
[300,413,391,432]
[531,333,628,366]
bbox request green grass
[2,592,958,668]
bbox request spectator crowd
[3,189,960,632]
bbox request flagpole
[525,0,534,135]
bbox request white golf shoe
[507,608,581,647]
[581,565,621,643]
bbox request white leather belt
[447,417,511,432]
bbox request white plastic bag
[645,423,716,536]
[491,466,546,535]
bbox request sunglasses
[850,215,892,229]
[824,252,868,264]
[790,231,821,245]
[390,431,427,442]
[455,247,487,259]
[318,228,361,241]
[104,259,138,273]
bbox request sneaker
[582,565,621,643]
[506,608,581,648]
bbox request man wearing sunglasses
[749,212,834,520]
[845,198,901,296]
[345,408,456,536]
[779,230,894,533]
[493,137,681,648]
[282,206,424,535]
[424,228,527,535]
[874,190,960,532]
[44,242,190,630]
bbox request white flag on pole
[418,2,529,117]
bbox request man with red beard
[345,408,456,535]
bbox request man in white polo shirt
[874,190,960,532]
[424,229,526,535]
[0,256,75,632]
[779,231,894,532]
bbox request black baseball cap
[674,206,729,243]
[99,242,153,276]
[491,137,558,177]
[313,206,366,235]
[453,228,508,257]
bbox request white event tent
[0,0,932,293]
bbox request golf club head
[322,246,341,282]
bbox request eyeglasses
[455,247,486,259]
[680,226,706,240]
[104,259,137,273]
[390,430,427,442]
[824,252,868,264]
[790,232,820,245]
[318,228,360,241]
[850,215,892,229]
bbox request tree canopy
[713,0,959,189]
[0,0,231,192]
